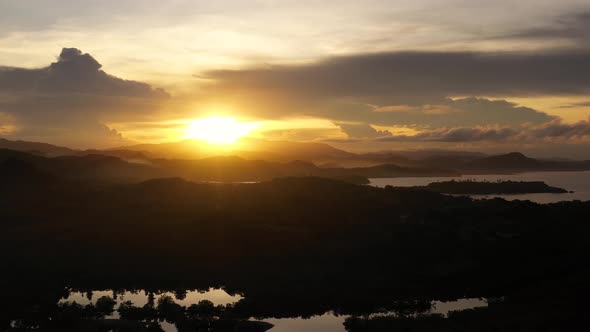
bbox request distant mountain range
[0,147,455,185]
[110,137,357,163]
[0,138,76,157]
[1,138,590,185]
[0,149,158,184]
[0,137,477,166]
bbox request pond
[60,289,489,332]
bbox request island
[411,180,570,195]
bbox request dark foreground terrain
[1,166,590,331]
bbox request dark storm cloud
[205,50,590,98]
[0,48,169,147]
[0,48,168,98]
[367,98,553,127]
[201,50,587,128]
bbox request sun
[184,117,257,144]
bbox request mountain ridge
[2,138,590,175]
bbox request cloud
[336,122,392,139]
[9,122,128,149]
[259,127,341,142]
[374,104,461,115]
[201,86,554,129]
[374,105,417,113]
[205,50,590,99]
[0,48,169,148]
[367,98,553,127]
[558,101,590,108]
[376,118,590,143]
[0,112,16,135]
[502,12,590,47]
[528,118,590,139]
[0,48,168,97]
[202,51,576,128]
[378,126,519,143]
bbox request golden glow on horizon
[184,117,258,145]
[106,117,342,145]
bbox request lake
[262,298,488,332]
[369,171,590,203]
[60,289,488,332]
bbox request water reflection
[60,288,242,308]
[56,290,490,332]
[432,298,487,316]
[265,298,489,332]
[264,313,346,332]
[58,288,243,331]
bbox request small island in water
[412,180,570,195]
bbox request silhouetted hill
[103,141,590,172]
[358,150,486,168]
[0,148,46,163]
[155,156,457,183]
[419,155,486,169]
[111,139,209,159]
[0,138,76,157]
[0,158,55,187]
[2,174,590,331]
[0,149,160,183]
[79,149,152,163]
[459,152,590,173]
[3,138,590,177]
[353,152,420,167]
[461,152,542,171]
[395,149,487,160]
[362,151,590,173]
[114,137,356,163]
[240,138,356,161]
[48,154,161,182]
[0,149,458,186]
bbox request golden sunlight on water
[60,288,242,308]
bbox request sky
[1,0,590,157]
